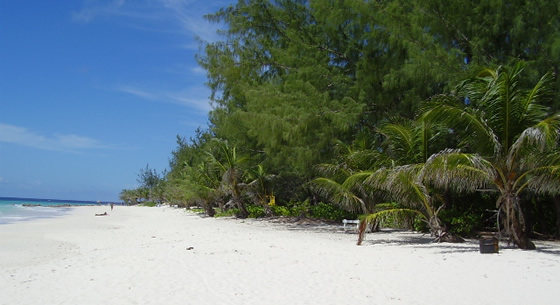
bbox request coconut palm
[182,161,222,217]
[312,118,459,243]
[310,139,387,215]
[206,138,251,218]
[421,64,560,249]
[358,164,455,245]
[356,117,462,244]
[245,164,277,216]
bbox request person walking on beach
[111,203,114,211]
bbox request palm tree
[245,164,277,216]
[422,64,560,249]
[310,140,386,215]
[311,120,461,244]
[358,164,455,245]
[182,161,221,217]
[206,139,251,218]
[356,117,462,244]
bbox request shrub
[308,202,358,221]
[142,201,157,207]
[247,205,266,218]
[413,217,429,232]
[215,208,238,217]
[439,209,484,237]
[270,205,291,216]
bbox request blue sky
[0,0,233,201]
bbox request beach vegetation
[122,0,560,249]
[142,201,158,207]
[420,64,560,249]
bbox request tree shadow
[360,230,485,253]
[535,245,560,255]
[362,232,560,255]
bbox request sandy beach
[1,206,559,305]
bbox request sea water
[0,197,105,225]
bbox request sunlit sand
[1,206,559,305]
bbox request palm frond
[360,208,426,229]
[516,163,560,196]
[362,165,430,212]
[422,149,494,193]
[519,70,554,126]
[342,171,375,191]
[422,95,501,158]
[509,113,560,164]
[309,177,364,213]
[378,119,417,163]
[346,149,390,171]
[314,163,351,181]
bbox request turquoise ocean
[0,197,111,225]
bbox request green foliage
[413,217,429,233]
[370,203,415,229]
[307,202,358,222]
[215,208,238,218]
[439,209,484,237]
[270,205,291,217]
[142,201,158,207]
[423,66,560,249]
[247,205,267,218]
[123,1,560,243]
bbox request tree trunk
[235,199,249,218]
[263,202,274,217]
[504,194,536,250]
[429,215,464,243]
[357,220,368,246]
[201,200,216,217]
[554,195,560,238]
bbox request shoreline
[1,206,559,305]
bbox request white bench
[342,219,360,231]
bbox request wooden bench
[342,219,360,231]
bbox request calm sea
[0,197,112,225]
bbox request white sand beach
[1,206,559,305]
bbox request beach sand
[1,206,559,305]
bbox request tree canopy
[123,0,560,249]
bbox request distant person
[111,203,114,211]
[95,212,108,216]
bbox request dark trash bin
[479,237,499,254]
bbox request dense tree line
[122,0,560,249]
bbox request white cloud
[191,66,206,74]
[0,123,109,152]
[118,86,157,99]
[117,85,212,113]
[167,94,212,112]
[72,0,127,23]
[72,0,228,42]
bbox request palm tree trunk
[429,214,464,243]
[503,194,536,250]
[200,200,216,217]
[261,198,274,217]
[554,195,560,238]
[234,198,249,218]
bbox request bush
[215,208,238,217]
[270,205,291,217]
[142,201,158,207]
[413,217,429,232]
[288,200,310,217]
[308,202,358,221]
[247,205,266,218]
[439,209,484,237]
